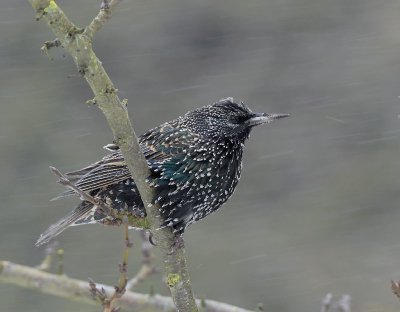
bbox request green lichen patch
[167,273,180,287]
[44,1,58,14]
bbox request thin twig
[35,239,59,271]
[56,249,64,275]
[85,0,123,40]
[49,166,115,217]
[41,39,61,60]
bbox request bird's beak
[246,113,289,126]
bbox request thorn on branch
[41,39,61,61]
[86,98,97,107]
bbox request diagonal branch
[28,1,198,311]
[85,0,123,40]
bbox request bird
[36,98,288,246]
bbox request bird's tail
[36,201,95,246]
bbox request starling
[36,98,288,246]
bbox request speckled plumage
[36,98,288,246]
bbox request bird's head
[182,98,289,143]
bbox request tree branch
[85,0,123,40]
[28,1,197,310]
[0,261,251,312]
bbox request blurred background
[2,0,400,311]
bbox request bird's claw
[148,233,157,246]
[167,232,185,255]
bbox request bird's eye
[230,115,239,124]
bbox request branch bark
[0,261,251,312]
[28,1,197,311]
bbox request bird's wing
[52,120,197,200]
[51,152,132,200]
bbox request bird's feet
[148,232,185,254]
[148,233,157,246]
[167,232,185,255]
